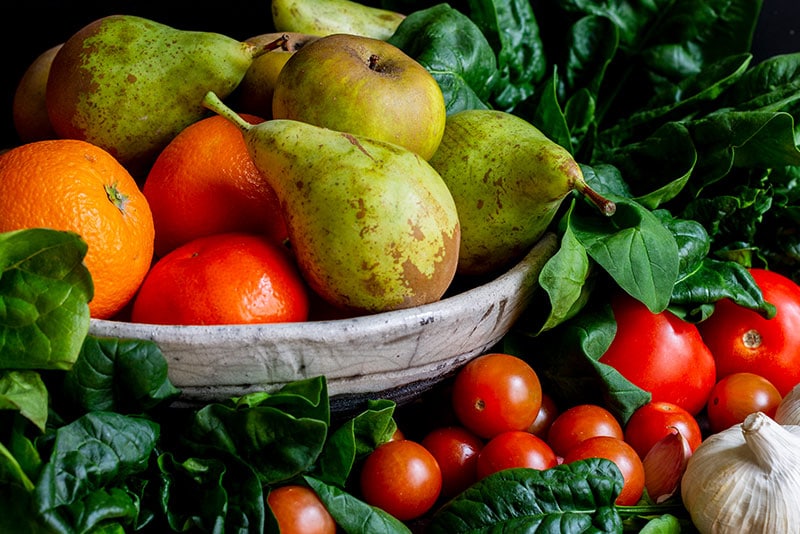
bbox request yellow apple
[272,33,446,160]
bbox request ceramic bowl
[88,233,558,412]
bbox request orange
[130,232,309,325]
[143,113,288,258]
[0,139,155,319]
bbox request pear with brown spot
[429,109,615,276]
[203,91,460,314]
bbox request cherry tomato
[706,372,783,433]
[623,401,702,458]
[563,436,645,506]
[599,293,716,415]
[546,404,623,458]
[527,392,559,440]
[267,485,336,534]
[451,353,542,439]
[421,426,484,497]
[698,268,800,396]
[476,430,558,480]
[359,439,442,521]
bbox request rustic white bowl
[88,233,557,411]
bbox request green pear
[234,32,319,120]
[272,33,446,160]
[46,15,269,177]
[429,109,616,276]
[13,44,62,143]
[271,0,405,40]
[203,91,460,314]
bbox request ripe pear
[46,15,269,177]
[203,91,460,314]
[13,44,61,143]
[271,0,405,40]
[235,32,319,119]
[429,109,616,276]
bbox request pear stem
[576,181,616,216]
[248,34,290,59]
[202,91,253,134]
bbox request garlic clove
[774,381,800,425]
[642,426,692,503]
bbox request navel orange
[143,113,288,258]
[0,139,155,319]
[130,232,309,325]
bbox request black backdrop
[1,0,798,150]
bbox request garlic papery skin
[680,412,800,534]
[775,382,800,425]
[643,426,692,503]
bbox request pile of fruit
[3,0,800,532]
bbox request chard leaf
[427,460,624,533]
[61,336,180,415]
[0,370,48,431]
[305,476,411,534]
[0,228,92,371]
[388,3,497,114]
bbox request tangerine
[0,139,154,319]
[130,232,309,325]
[143,113,288,258]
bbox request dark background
[1,0,798,150]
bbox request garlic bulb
[681,412,800,533]
[775,382,800,425]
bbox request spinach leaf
[61,336,180,416]
[0,229,92,371]
[427,460,624,532]
[0,370,48,432]
[388,3,498,114]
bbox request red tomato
[563,436,645,506]
[527,392,560,439]
[623,401,702,458]
[706,372,783,433]
[451,353,542,439]
[421,426,484,497]
[698,268,800,396]
[546,404,623,458]
[359,439,442,521]
[267,485,336,534]
[599,293,716,415]
[476,430,558,480]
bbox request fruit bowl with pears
[3,1,613,412]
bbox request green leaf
[61,335,180,415]
[0,228,92,371]
[571,198,680,313]
[305,475,411,534]
[427,460,624,532]
[0,370,48,431]
[388,3,498,114]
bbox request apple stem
[202,91,253,134]
[368,54,380,70]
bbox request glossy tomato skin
[359,439,442,521]
[563,436,645,506]
[421,426,484,497]
[546,404,623,458]
[267,485,336,534]
[527,393,560,440]
[706,372,783,433]
[698,268,800,396]
[599,293,716,415]
[476,430,558,480]
[451,353,542,439]
[623,401,702,459]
